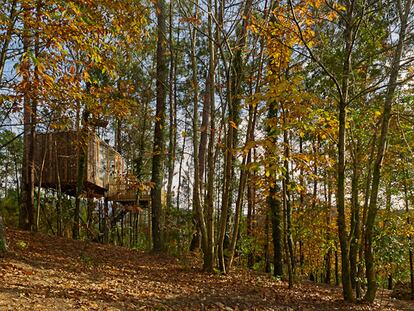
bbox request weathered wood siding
[33,131,78,189]
[33,131,124,196]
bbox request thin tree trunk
[176,116,187,210]
[335,245,339,286]
[0,213,7,252]
[227,101,256,270]
[218,0,252,274]
[299,136,305,276]
[20,3,35,231]
[54,149,62,237]
[151,0,168,252]
[103,198,109,243]
[282,107,294,287]
[350,140,361,292]
[312,138,318,210]
[264,211,271,273]
[120,214,124,246]
[218,104,233,274]
[73,112,88,240]
[247,167,254,268]
[203,0,216,271]
[324,173,332,284]
[267,104,283,278]
[0,0,17,82]
[35,140,48,231]
[189,6,208,257]
[364,0,412,301]
[166,0,177,211]
[335,1,356,297]
[87,198,94,240]
[225,0,254,271]
[270,183,283,277]
[403,172,414,300]
[357,126,378,297]
[337,102,353,301]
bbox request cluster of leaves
[2,0,148,130]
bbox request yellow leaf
[229,120,238,129]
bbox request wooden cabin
[107,173,151,208]
[33,131,149,208]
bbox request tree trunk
[0,0,17,82]
[335,1,356,298]
[282,107,294,287]
[151,0,168,252]
[404,173,414,300]
[227,100,256,270]
[364,0,412,301]
[350,141,361,292]
[357,127,378,298]
[0,214,7,252]
[73,113,88,240]
[176,115,187,210]
[20,3,35,231]
[218,108,234,274]
[335,246,339,286]
[87,198,94,241]
[189,4,208,257]
[264,212,271,273]
[225,0,254,271]
[337,103,353,301]
[267,104,283,278]
[299,136,305,276]
[247,168,255,269]
[103,198,109,243]
[166,0,177,211]
[202,0,216,271]
[270,183,283,278]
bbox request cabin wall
[87,137,124,190]
[34,130,148,208]
[33,131,78,190]
[34,131,124,196]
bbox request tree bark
[166,0,177,211]
[267,104,283,278]
[0,214,7,252]
[73,112,88,240]
[337,103,353,301]
[189,3,208,257]
[403,172,414,300]
[335,0,356,299]
[0,0,17,82]
[282,107,294,288]
[202,0,216,271]
[324,172,332,285]
[20,2,35,231]
[151,0,168,252]
[350,140,361,292]
[364,0,412,301]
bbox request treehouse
[33,131,149,208]
[106,173,151,209]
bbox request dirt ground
[0,229,412,310]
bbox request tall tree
[19,0,36,231]
[151,0,168,251]
[202,0,217,271]
[364,0,413,301]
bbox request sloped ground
[0,229,411,311]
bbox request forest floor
[0,229,412,311]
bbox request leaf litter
[0,229,411,311]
